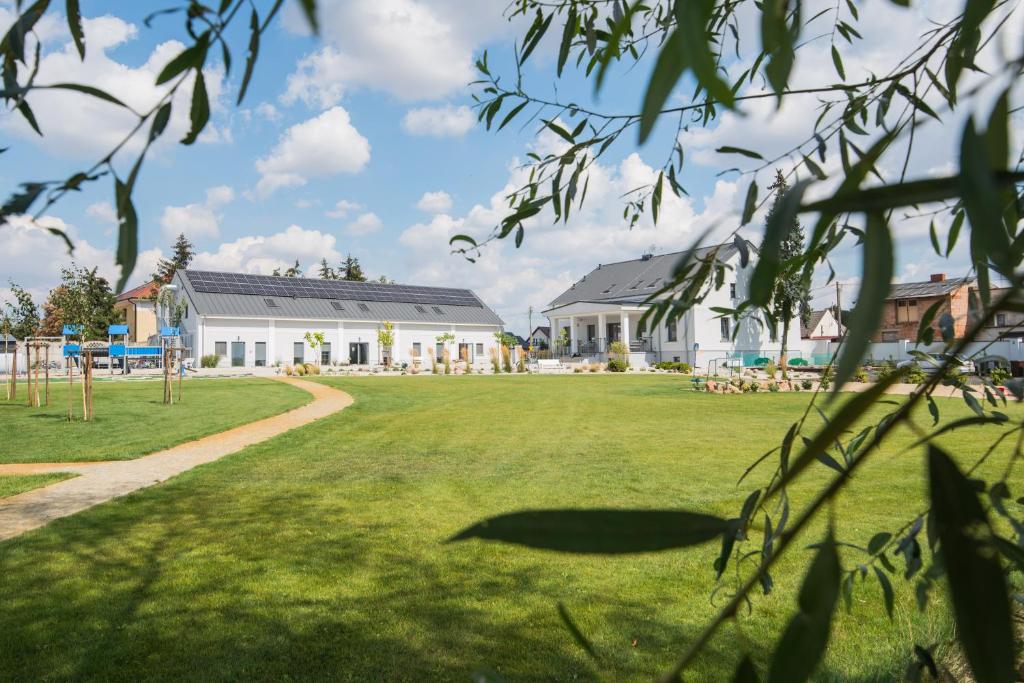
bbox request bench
[537,359,568,374]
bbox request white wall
[198,317,503,368]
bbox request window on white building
[720,317,731,341]
[667,321,677,342]
[215,341,226,358]
[996,313,1007,327]
[476,343,484,354]
[730,283,737,299]
[412,342,422,357]
[293,342,304,365]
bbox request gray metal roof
[801,309,828,338]
[177,271,504,326]
[546,242,745,310]
[887,277,973,300]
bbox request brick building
[874,274,974,342]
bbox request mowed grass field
[0,374,1019,681]
[0,473,77,497]
[0,377,310,463]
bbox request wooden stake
[24,344,30,407]
[6,343,14,401]
[44,345,49,406]
[67,359,73,422]
[177,351,182,403]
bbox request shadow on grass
[0,481,744,681]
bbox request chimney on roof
[930,273,946,282]
[641,253,653,261]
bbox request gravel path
[0,377,352,543]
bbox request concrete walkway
[0,377,352,542]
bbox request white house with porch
[544,242,804,370]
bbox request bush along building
[166,270,505,368]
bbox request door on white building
[231,341,245,367]
[321,342,331,365]
[606,322,621,341]
[254,342,266,367]
[349,342,369,365]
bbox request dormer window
[602,284,617,294]
[264,298,279,308]
[358,303,370,312]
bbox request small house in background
[976,285,1024,342]
[529,326,550,349]
[873,274,974,342]
[801,309,841,341]
[114,281,161,343]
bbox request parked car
[897,355,975,376]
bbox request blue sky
[0,0,999,333]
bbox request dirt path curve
[0,377,352,543]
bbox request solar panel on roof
[185,270,483,307]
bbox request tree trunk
[780,317,790,380]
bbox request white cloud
[0,14,229,161]
[86,201,118,235]
[281,0,511,106]
[416,190,453,213]
[347,212,383,236]
[0,214,162,301]
[255,102,281,121]
[159,185,235,241]
[325,199,362,218]
[254,107,370,197]
[402,105,475,137]
[190,225,343,275]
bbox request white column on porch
[568,315,577,354]
[549,317,559,349]
[621,310,631,346]
[597,312,606,351]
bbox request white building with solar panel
[167,270,506,368]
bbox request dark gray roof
[546,242,745,310]
[177,270,504,326]
[801,310,829,338]
[887,277,973,300]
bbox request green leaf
[946,211,964,256]
[761,0,798,95]
[297,0,318,33]
[767,532,840,683]
[717,146,764,160]
[639,28,688,144]
[803,155,826,180]
[519,11,553,65]
[556,602,597,659]
[741,180,758,226]
[928,446,1014,683]
[749,179,812,307]
[928,220,942,256]
[497,100,529,131]
[448,509,730,554]
[835,213,891,390]
[155,34,209,85]
[66,0,85,59]
[45,82,129,108]
[16,100,42,136]
[959,120,1013,275]
[236,9,260,105]
[867,532,891,555]
[831,45,845,80]
[149,102,172,142]
[114,177,139,293]
[543,119,575,144]
[557,5,576,78]
[675,0,734,110]
[652,171,664,225]
[180,69,209,145]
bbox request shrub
[801,378,814,390]
[764,361,777,378]
[516,346,526,373]
[304,363,320,375]
[606,358,628,372]
[768,381,780,392]
[876,359,897,381]
[854,366,869,383]
[905,363,926,385]
[574,366,584,373]
[820,366,833,391]
[501,345,512,373]
[990,367,1011,385]
[294,364,307,376]
[749,381,761,392]
[489,347,501,373]
[200,354,219,368]
[653,361,693,373]
[590,364,601,373]
[428,349,438,375]
[443,348,451,375]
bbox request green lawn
[0,377,310,463]
[0,375,1018,681]
[0,473,77,498]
